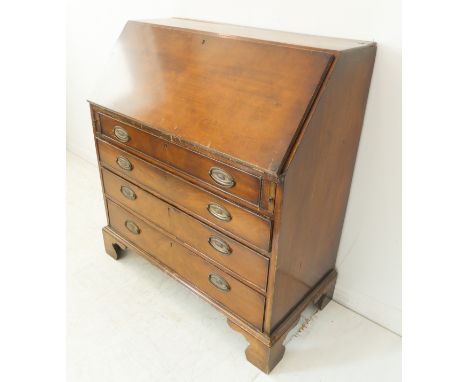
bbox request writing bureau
[89,18,376,373]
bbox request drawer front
[98,112,261,206]
[107,200,265,329]
[102,168,269,291]
[98,139,272,252]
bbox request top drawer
[97,112,261,206]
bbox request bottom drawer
[106,199,265,330]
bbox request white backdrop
[67,0,401,334]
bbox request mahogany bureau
[89,18,376,373]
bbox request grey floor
[67,151,401,382]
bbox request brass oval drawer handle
[208,236,232,256]
[116,156,133,171]
[208,273,231,292]
[207,203,232,222]
[113,126,130,142]
[125,220,140,235]
[120,185,136,200]
[209,167,235,188]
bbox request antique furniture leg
[227,318,299,374]
[228,269,337,372]
[102,227,127,260]
[316,277,336,310]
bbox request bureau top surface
[89,19,362,174]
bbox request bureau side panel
[265,45,377,332]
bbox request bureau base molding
[103,225,336,373]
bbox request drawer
[98,112,261,206]
[107,199,265,329]
[101,168,269,291]
[97,139,272,252]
